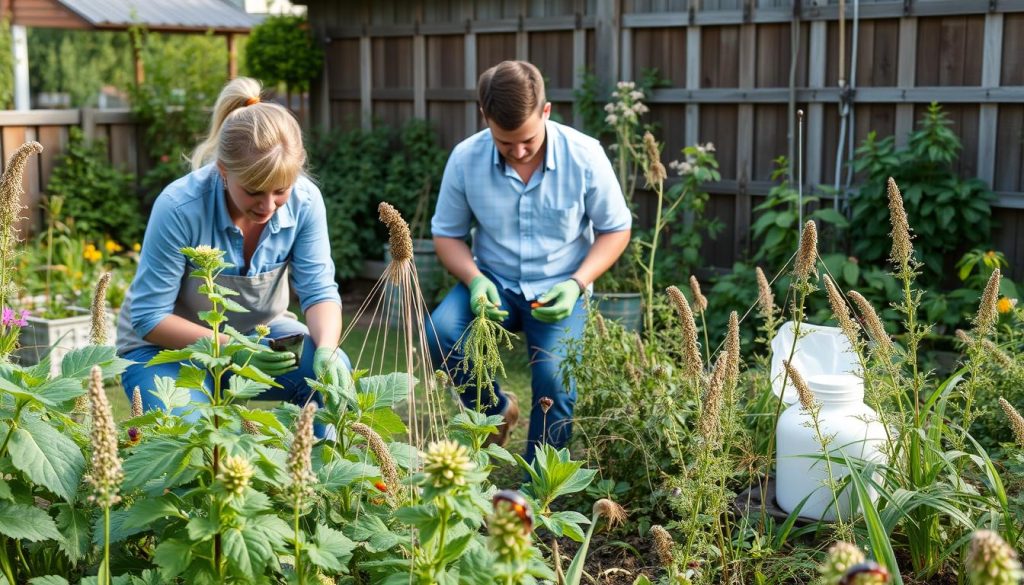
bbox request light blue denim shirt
[431,120,631,300]
[124,164,340,340]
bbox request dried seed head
[633,332,649,369]
[130,386,143,419]
[378,202,412,263]
[725,311,741,390]
[288,402,317,501]
[956,329,974,346]
[650,525,675,567]
[794,221,818,280]
[86,366,123,508]
[974,269,1002,334]
[218,454,254,497]
[643,132,666,186]
[422,439,476,490]
[539,397,554,414]
[241,419,261,435]
[625,361,641,386]
[593,498,628,529]
[350,422,400,493]
[756,266,777,320]
[825,275,860,346]
[594,312,608,337]
[966,529,1023,585]
[999,397,1024,448]
[981,339,1013,369]
[0,143,43,270]
[666,286,704,378]
[849,291,892,354]
[689,275,708,313]
[89,272,111,345]
[783,360,816,412]
[699,355,727,442]
[819,542,866,583]
[886,177,914,270]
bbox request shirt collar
[489,119,558,172]
[211,166,296,234]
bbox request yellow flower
[104,240,123,254]
[83,245,102,263]
[997,297,1017,314]
[132,242,141,253]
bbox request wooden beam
[894,17,917,148]
[685,25,701,149]
[735,20,756,258]
[359,35,372,130]
[595,0,620,93]
[133,37,144,86]
[413,33,426,119]
[977,13,1003,186]
[465,31,478,135]
[226,33,237,80]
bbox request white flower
[623,109,637,121]
[630,90,645,101]
[633,102,649,114]
[605,114,618,125]
[705,142,716,152]
[677,161,694,175]
[604,103,615,113]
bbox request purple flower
[15,310,28,327]
[1,307,12,326]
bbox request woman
[117,77,348,424]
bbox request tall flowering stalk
[90,272,112,345]
[289,402,317,585]
[86,365,123,585]
[666,285,703,380]
[0,142,43,314]
[691,275,712,365]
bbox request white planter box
[15,308,118,376]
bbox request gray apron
[116,263,294,355]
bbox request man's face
[485,102,551,166]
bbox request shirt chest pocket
[538,201,584,242]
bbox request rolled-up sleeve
[584,142,632,234]
[129,196,190,338]
[431,153,472,239]
[290,187,341,312]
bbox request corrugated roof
[56,0,260,32]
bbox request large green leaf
[34,378,86,405]
[358,407,407,441]
[153,538,193,580]
[0,502,61,541]
[345,513,400,553]
[55,504,92,562]
[358,373,413,408]
[60,346,130,379]
[305,524,355,573]
[318,459,377,490]
[145,349,194,367]
[122,438,191,491]
[8,414,85,502]
[28,577,70,585]
[0,376,55,406]
[227,375,270,400]
[120,495,185,531]
[149,376,192,411]
[175,364,208,391]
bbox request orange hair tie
[245,96,261,106]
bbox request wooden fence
[0,108,147,234]
[303,0,1024,279]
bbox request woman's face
[220,167,292,226]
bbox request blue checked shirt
[126,164,340,339]
[431,120,631,300]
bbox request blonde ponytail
[191,77,306,191]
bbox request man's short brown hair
[477,60,546,130]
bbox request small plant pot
[15,307,117,376]
[590,291,643,332]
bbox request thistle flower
[593,498,627,529]
[89,272,111,345]
[181,245,224,271]
[794,220,818,280]
[218,454,254,497]
[130,386,143,419]
[699,355,727,442]
[241,419,261,435]
[86,366,123,508]
[633,332,649,369]
[725,311,740,390]
[966,529,1023,585]
[999,397,1024,448]
[783,359,816,412]
[379,202,412,263]
[819,542,866,584]
[849,291,892,354]
[825,275,860,346]
[974,269,1002,334]
[643,132,666,186]
[887,177,913,269]
[422,439,475,490]
[689,275,708,313]
[756,266,776,319]
[126,427,141,446]
[288,402,317,501]
[650,525,675,567]
[666,286,703,378]
[350,422,399,493]
[489,491,534,564]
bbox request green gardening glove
[232,347,297,377]
[468,275,508,321]
[314,346,352,390]
[531,279,582,323]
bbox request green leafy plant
[245,14,323,96]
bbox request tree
[245,14,322,99]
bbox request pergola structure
[2,0,260,109]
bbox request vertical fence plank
[894,17,916,148]
[734,20,756,258]
[685,26,701,150]
[976,13,1002,187]
[360,36,373,130]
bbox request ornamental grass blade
[843,452,903,584]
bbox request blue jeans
[120,318,350,437]
[426,277,586,462]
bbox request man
[426,60,631,462]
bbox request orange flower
[374,480,388,492]
[997,297,1017,314]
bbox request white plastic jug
[775,374,887,521]
[770,321,860,404]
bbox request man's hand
[531,279,582,323]
[468,275,509,321]
[232,347,297,377]
[314,347,352,389]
